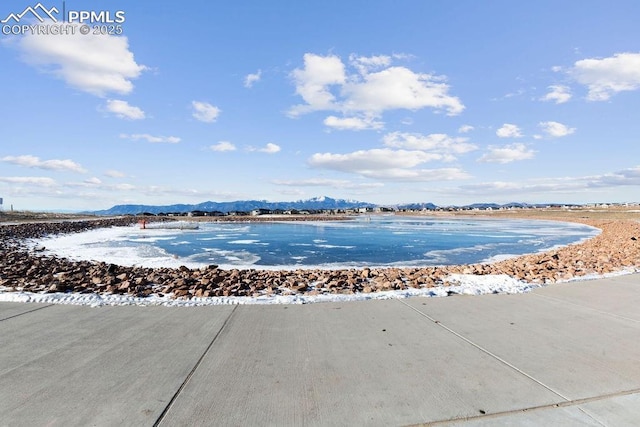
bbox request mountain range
[90,197,560,216]
[91,196,377,215]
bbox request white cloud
[592,165,640,187]
[323,115,384,131]
[478,143,535,164]
[120,133,181,143]
[349,54,392,75]
[442,165,640,197]
[0,176,57,186]
[458,125,474,133]
[192,101,221,123]
[570,52,640,101]
[368,167,470,181]
[288,53,464,118]
[538,121,575,137]
[310,149,442,171]
[105,170,126,178]
[540,85,572,104]
[1,155,86,173]
[289,53,346,116]
[210,141,236,152]
[496,123,523,138]
[17,24,146,97]
[307,148,469,181]
[342,66,464,116]
[104,99,145,120]
[382,132,477,155]
[247,143,282,154]
[259,143,281,154]
[84,177,102,185]
[244,70,262,88]
[113,183,136,191]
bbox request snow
[3,268,639,308]
[557,266,640,283]
[0,274,540,307]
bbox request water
[37,215,600,269]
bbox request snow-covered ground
[1,270,633,308]
[0,274,536,307]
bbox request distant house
[251,208,272,216]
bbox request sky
[1,0,640,211]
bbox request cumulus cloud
[538,121,575,137]
[308,148,469,181]
[192,101,221,123]
[289,53,346,116]
[310,149,442,171]
[104,99,145,120]
[120,133,181,143]
[247,143,281,154]
[17,25,146,96]
[540,85,572,104]
[382,132,477,155]
[288,52,464,123]
[259,143,281,153]
[342,66,464,115]
[349,54,392,75]
[1,155,86,173]
[570,52,640,101]
[210,141,236,152]
[478,143,535,164]
[244,70,262,88]
[458,125,474,133]
[323,115,384,131]
[496,123,523,138]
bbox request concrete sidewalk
[1,274,640,426]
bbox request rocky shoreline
[1,215,639,300]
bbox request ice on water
[30,216,599,270]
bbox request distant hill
[90,197,577,216]
[396,202,438,211]
[91,196,377,215]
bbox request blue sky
[1,0,640,211]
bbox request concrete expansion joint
[422,388,640,426]
[397,299,572,402]
[532,292,640,324]
[0,304,54,322]
[153,305,239,426]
